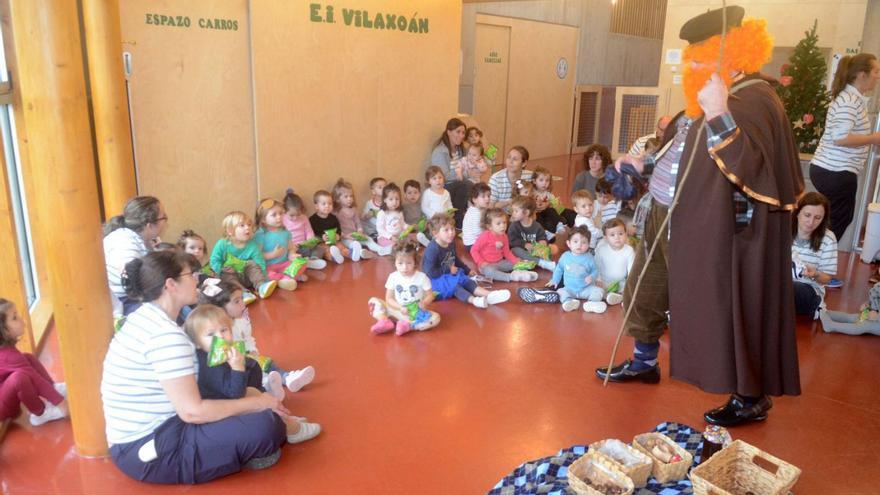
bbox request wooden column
[6,0,113,456]
[81,0,137,216]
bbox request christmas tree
[776,20,830,154]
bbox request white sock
[350,242,362,262]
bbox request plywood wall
[119,0,256,248]
[250,1,461,209]
[475,14,579,160]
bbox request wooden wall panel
[119,0,256,247]
[251,1,461,208]
[476,14,579,160]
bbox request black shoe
[517,287,560,304]
[703,394,772,427]
[594,359,660,384]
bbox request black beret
[679,6,745,44]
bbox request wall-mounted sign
[144,13,239,31]
[556,58,568,79]
[484,51,502,64]
[665,48,682,65]
[672,74,683,85]
[309,3,429,34]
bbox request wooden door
[474,23,510,162]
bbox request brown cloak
[668,75,804,397]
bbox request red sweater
[470,231,519,266]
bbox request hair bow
[201,278,222,297]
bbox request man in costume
[595,6,803,426]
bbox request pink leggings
[266,260,296,282]
[0,353,63,420]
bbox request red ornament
[780,63,790,75]
[780,76,793,87]
[803,113,814,124]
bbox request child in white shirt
[594,218,635,305]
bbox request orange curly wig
[682,18,774,118]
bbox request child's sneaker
[518,287,560,303]
[265,370,285,400]
[416,232,431,247]
[606,292,623,305]
[306,259,327,270]
[329,246,344,264]
[285,366,315,392]
[562,299,580,312]
[53,382,67,398]
[350,242,363,262]
[486,289,511,305]
[395,319,412,336]
[258,280,277,299]
[29,400,67,426]
[295,273,309,283]
[242,291,257,305]
[378,245,393,256]
[286,421,321,444]
[826,278,844,289]
[371,318,395,334]
[583,301,608,313]
[472,296,488,308]
[510,270,538,282]
[537,259,557,271]
[278,278,297,291]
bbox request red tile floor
[1,155,879,494]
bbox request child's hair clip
[201,278,222,297]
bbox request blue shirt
[253,227,291,265]
[550,251,599,293]
[422,240,470,279]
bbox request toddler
[595,178,621,225]
[368,240,441,335]
[532,166,572,240]
[177,230,209,274]
[402,180,424,226]
[332,178,382,259]
[419,166,453,246]
[209,211,277,299]
[462,143,489,183]
[282,189,328,275]
[0,299,68,425]
[572,190,603,249]
[508,196,557,271]
[184,304,320,444]
[254,198,299,291]
[309,190,349,264]
[465,126,484,150]
[594,219,635,306]
[462,182,491,248]
[200,279,316,392]
[422,214,510,308]
[361,177,387,239]
[546,226,607,313]
[470,208,538,283]
[819,268,880,336]
[376,183,411,249]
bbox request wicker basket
[632,432,693,484]
[689,440,801,495]
[567,451,635,495]
[589,439,653,488]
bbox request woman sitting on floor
[791,192,838,319]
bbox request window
[0,21,38,308]
[610,0,667,40]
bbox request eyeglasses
[176,271,199,280]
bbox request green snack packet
[445,208,458,216]
[399,224,415,240]
[113,316,126,332]
[513,260,537,271]
[223,254,247,274]
[207,335,247,367]
[416,217,428,233]
[860,307,871,322]
[200,264,214,275]
[247,353,274,372]
[325,227,338,245]
[299,237,321,249]
[550,196,565,215]
[530,243,551,260]
[405,301,420,321]
[351,232,369,242]
[485,143,498,161]
[284,256,309,278]
[606,280,621,294]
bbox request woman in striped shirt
[101,251,288,484]
[791,193,838,318]
[809,53,880,241]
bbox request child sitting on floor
[402,180,425,226]
[362,177,387,239]
[309,190,349,264]
[594,218,635,306]
[507,196,557,272]
[332,178,383,259]
[422,214,510,308]
[572,190,603,249]
[210,211,278,299]
[200,279,316,392]
[546,226,607,313]
[282,189,328,277]
[418,167,452,246]
[0,298,68,425]
[369,240,440,335]
[177,230,209,274]
[532,166,571,239]
[819,268,880,336]
[462,142,489,183]
[254,198,300,291]
[183,304,320,444]
[376,183,412,251]
[470,208,538,283]
[462,182,491,249]
[595,178,621,226]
